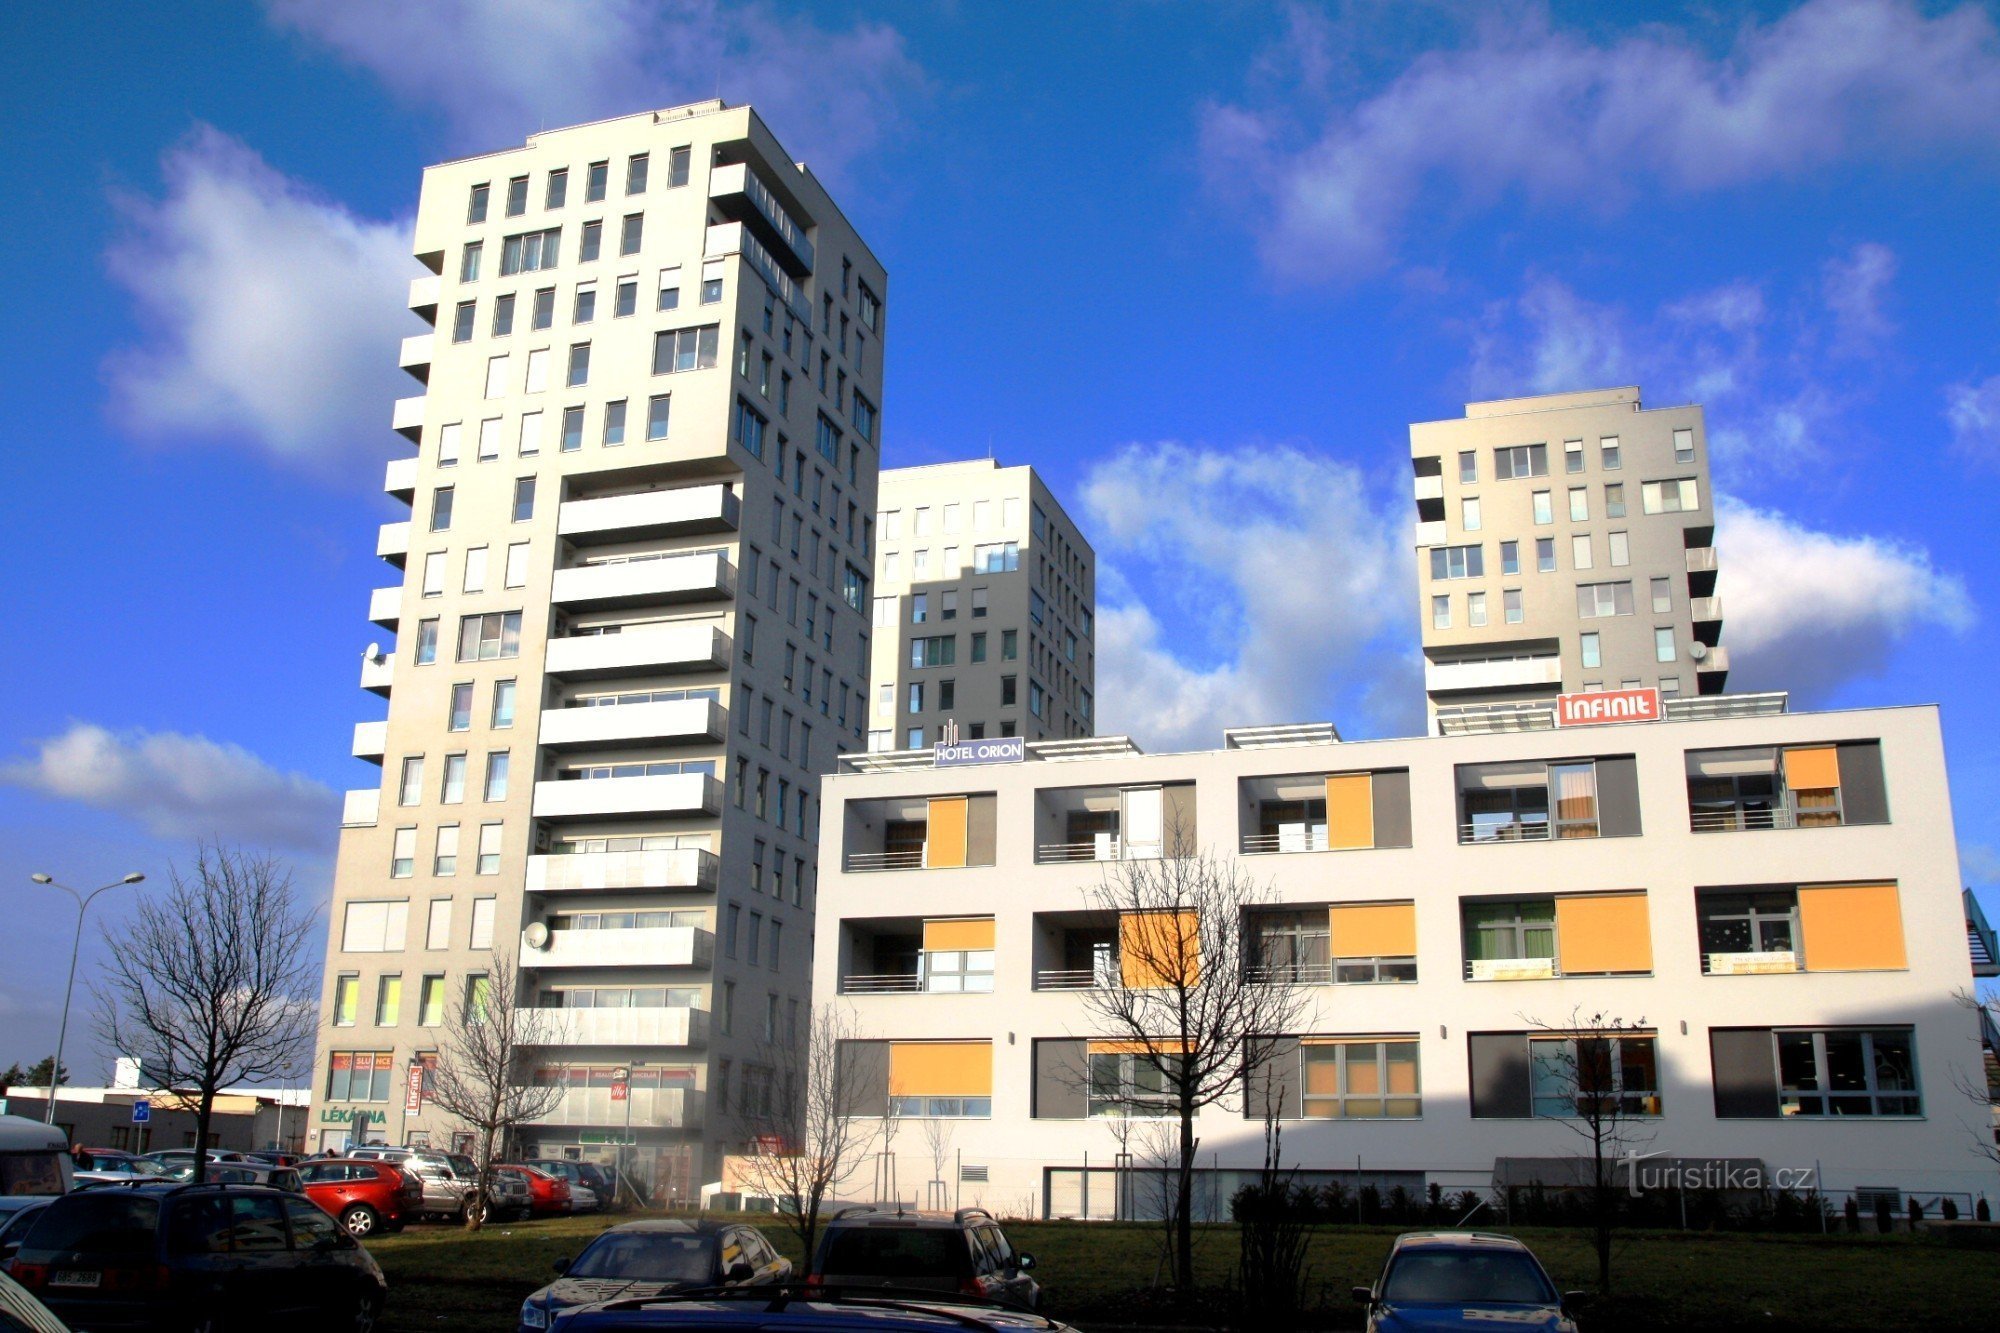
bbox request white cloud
[104,127,413,477]
[1205,0,2000,279]
[263,0,922,181]
[1716,496,1974,695]
[1079,441,1419,751]
[1962,842,2000,884]
[1,723,338,854]
[1945,372,2000,465]
[1821,242,1899,352]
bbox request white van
[0,1115,71,1228]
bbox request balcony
[1458,819,1551,844]
[1695,644,1730,675]
[1241,829,1330,855]
[1414,520,1447,548]
[351,721,387,763]
[1246,962,1336,986]
[844,849,926,873]
[368,586,402,631]
[1701,950,1800,976]
[376,521,410,568]
[1685,546,1719,597]
[549,553,734,610]
[532,774,722,821]
[1425,655,1563,694]
[1412,474,1444,503]
[391,395,425,441]
[840,973,923,995]
[526,1085,701,1131]
[359,653,393,697]
[341,789,380,828]
[383,456,418,502]
[544,625,731,680]
[558,485,740,546]
[538,699,725,750]
[1689,806,1802,834]
[527,848,719,895]
[519,926,714,970]
[1691,596,1723,635]
[705,221,810,321]
[516,1007,709,1048]
[1036,837,1122,864]
[707,161,813,275]
[397,333,433,384]
[1465,957,1558,981]
[1033,968,1115,992]
[408,274,440,323]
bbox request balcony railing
[1465,957,1559,981]
[840,973,923,995]
[367,586,401,630]
[341,789,380,828]
[843,849,926,873]
[1689,806,1803,833]
[1245,962,1335,986]
[1034,968,1115,991]
[1701,950,1800,976]
[1457,820,1553,844]
[526,848,718,894]
[1035,838,1122,864]
[1240,830,1330,855]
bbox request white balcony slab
[1414,520,1448,548]
[398,333,434,381]
[550,554,733,609]
[376,521,411,565]
[368,586,402,630]
[532,774,720,820]
[1425,656,1563,694]
[519,926,714,970]
[544,626,730,680]
[383,456,418,500]
[539,699,723,749]
[392,395,425,440]
[1413,474,1444,503]
[1696,644,1731,673]
[558,485,740,545]
[360,654,394,696]
[342,789,380,828]
[527,849,719,894]
[1691,596,1723,623]
[407,274,440,319]
[517,1007,709,1048]
[352,721,387,762]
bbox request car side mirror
[1351,1286,1374,1305]
[1562,1290,1590,1307]
[552,1258,570,1275]
[1016,1253,1035,1271]
[726,1262,755,1283]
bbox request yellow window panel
[888,1040,991,1097]
[1087,1038,1189,1057]
[1326,773,1374,850]
[1782,746,1840,792]
[925,796,968,869]
[922,918,995,952]
[1329,902,1416,959]
[1798,882,1906,971]
[1119,910,1200,988]
[1554,893,1653,975]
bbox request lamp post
[29,871,146,1126]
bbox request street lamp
[29,871,146,1126]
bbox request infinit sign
[1557,688,1662,727]
[934,736,1026,767]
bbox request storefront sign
[318,1106,376,1125]
[404,1064,424,1115]
[934,736,1025,767]
[1556,688,1661,728]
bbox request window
[469,897,496,950]
[390,827,415,877]
[1535,538,1555,573]
[448,682,474,731]
[1674,427,1695,463]
[333,975,358,1026]
[414,618,439,664]
[1580,632,1601,669]
[513,476,536,521]
[467,182,489,223]
[419,976,445,1026]
[1499,540,1519,575]
[619,213,643,256]
[457,612,522,661]
[667,145,691,187]
[1568,487,1588,521]
[1600,436,1621,469]
[515,411,541,456]
[559,405,584,452]
[1468,591,1488,627]
[440,753,466,804]
[1088,1050,1180,1118]
[907,682,923,714]
[566,342,590,387]
[1431,594,1450,629]
[531,286,554,330]
[1641,478,1701,514]
[579,220,602,262]
[1564,439,1584,474]
[325,1052,393,1103]
[491,679,516,727]
[524,347,548,392]
[1494,443,1548,479]
[911,636,956,668]
[460,243,485,287]
[340,900,409,953]
[433,825,458,875]
[499,227,560,275]
[911,593,927,624]
[1461,496,1481,530]
[421,552,446,598]
[1571,534,1592,570]
[1608,531,1630,567]
[451,300,475,343]
[477,823,502,875]
[971,588,988,619]
[1000,675,1017,706]
[701,271,723,303]
[585,160,608,202]
[1650,576,1671,613]
[504,175,528,216]
[466,973,490,1020]
[1531,490,1553,524]
[1301,1040,1421,1119]
[646,394,671,440]
[1463,899,1554,963]
[1002,630,1018,660]
[974,541,1020,573]
[1655,627,1676,662]
[374,975,401,1026]
[490,293,515,337]
[573,282,597,324]
[1428,544,1484,580]
[1503,588,1523,623]
[475,415,501,459]
[1777,1029,1918,1116]
[1531,1035,1660,1117]
[398,757,424,806]
[484,751,510,801]
[596,398,626,446]
[653,325,720,373]
[734,398,766,458]
[1457,450,1477,484]
[1605,482,1626,518]
[436,422,461,468]
[1698,890,1800,964]
[429,486,454,532]
[545,168,568,209]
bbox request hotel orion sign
[1556,687,1662,728]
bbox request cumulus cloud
[263,0,922,180]
[1,723,339,854]
[1080,441,1418,751]
[1205,0,2000,279]
[1945,372,2000,465]
[104,127,413,478]
[1716,496,1974,695]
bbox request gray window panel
[1836,742,1889,825]
[1033,1039,1089,1120]
[1596,755,1643,837]
[1243,1037,1302,1120]
[1468,1033,1532,1118]
[1372,769,1413,849]
[1709,1028,1781,1118]
[1163,783,1198,857]
[966,793,998,868]
[836,1040,889,1118]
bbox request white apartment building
[815,701,1999,1218]
[868,462,1095,750]
[1413,388,1725,730]
[311,100,887,1197]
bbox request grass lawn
[368,1212,2000,1331]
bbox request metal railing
[1464,957,1560,981]
[1035,838,1120,864]
[840,973,923,994]
[1457,820,1553,844]
[1035,968,1114,991]
[1700,950,1800,976]
[1245,962,1334,986]
[843,849,926,873]
[1239,830,1330,855]
[1689,806,1806,833]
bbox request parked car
[299,1159,422,1237]
[151,1161,303,1192]
[0,1199,53,1264]
[0,1118,72,1213]
[548,1288,1074,1332]
[138,1149,247,1171]
[493,1164,572,1216]
[1351,1232,1581,1333]
[809,1209,1039,1310]
[67,1149,138,1173]
[9,1182,386,1331]
[70,1158,169,1189]
[243,1151,301,1168]
[522,1158,615,1209]
[517,1219,789,1330]
[345,1147,529,1221]
[0,1268,69,1333]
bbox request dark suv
[10,1182,387,1331]
[810,1208,1038,1309]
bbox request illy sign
[1557,687,1662,728]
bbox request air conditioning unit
[1470,958,1556,982]
[1708,950,1798,976]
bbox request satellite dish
[365,641,383,663]
[524,922,551,950]
[1689,642,1709,661]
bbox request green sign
[319,1106,376,1125]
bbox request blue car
[546,1288,1074,1332]
[1351,1232,1582,1332]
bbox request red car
[299,1157,424,1237]
[494,1163,573,1215]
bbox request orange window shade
[1554,893,1653,975]
[1798,882,1906,971]
[1782,746,1840,791]
[1329,902,1416,959]
[888,1041,991,1096]
[1386,1054,1419,1095]
[925,797,968,869]
[1120,911,1200,988]
[922,918,995,952]
[1087,1038,1190,1057]
[1302,1057,1341,1096]
[1326,773,1374,850]
[1346,1060,1381,1094]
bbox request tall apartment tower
[311,101,887,1198]
[866,461,1096,750]
[1410,387,1725,729]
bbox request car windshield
[0,1204,48,1244]
[1381,1250,1557,1305]
[20,1195,160,1256]
[0,1152,66,1197]
[569,1233,715,1283]
[822,1227,967,1278]
[449,1155,478,1178]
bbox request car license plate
[51,1271,101,1288]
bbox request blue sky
[4,0,1999,1077]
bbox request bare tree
[1948,989,2000,1171]
[1523,1009,1658,1294]
[735,1004,886,1269]
[920,1111,954,1210]
[426,954,567,1229]
[1075,843,1310,1293]
[94,844,315,1185]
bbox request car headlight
[519,1302,550,1329]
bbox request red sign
[610,1081,629,1102]
[1557,687,1662,728]
[404,1064,425,1115]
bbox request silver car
[347,1147,530,1220]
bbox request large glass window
[1463,900,1555,962]
[457,612,522,661]
[1529,1036,1660,1117]
[1428,544,1484,580]
[1494,443,1548,479]
[1088,1052,1180,1118]
[1250,911,1331,984]
[921,949,994,994]
[1301,1040,1420,1119]
[1776,1029,1918,1116]
[1697,890,1798,969]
